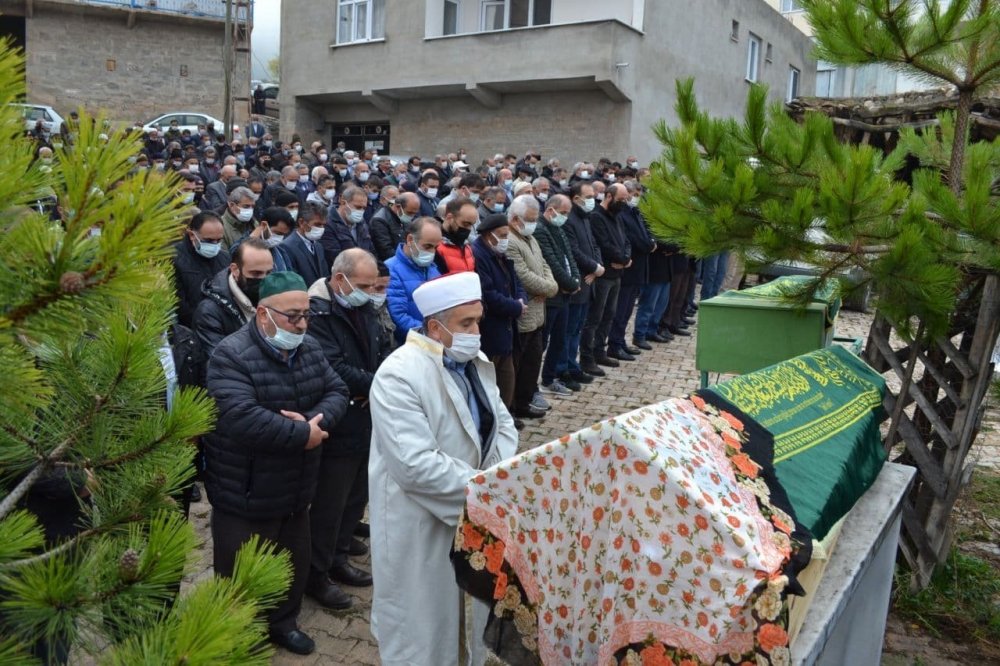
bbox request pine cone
[118,548,140,581]
[59,271,85,294]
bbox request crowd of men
[31,119,734,660]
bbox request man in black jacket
[370,190,419,262]
[582,183,632,369]
[204,272,349,656]
[321,185,379,265]
[609,180,655,358]
[562,183,605,378]
[305,248,392,610]
[192,238,273,368]
[172,212,231,327]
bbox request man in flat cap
[368,271,518,665]
[204,271,349,656]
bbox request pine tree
[0,40,290,663]
[641,0,1000,339]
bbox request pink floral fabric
[455,396,802,665]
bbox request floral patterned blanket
[452,392,811,665]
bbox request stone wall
[7,2,249,126]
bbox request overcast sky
[252,0,281,81]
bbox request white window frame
[444,0,460,36]
[781,0,803,12]
[746,33,762,82]
[336,0,385,44]
[787,66,801,102]
[480,0,549,32]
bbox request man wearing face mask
[321,185,378,262]
[172,212,232,327]
[505,196,559,421]
[439,172,485,210]
[203,164,238,213]
[306,174,337,207]
[204,271,349,656]
[563,182,606,379]
[219,186,260,250]
[417,171,441,218]
[281,202,331,286]
[471,214,528,413]
[369,271,517,666]
[535,195,584,396]
[371,190,417,262]
[478,186,506,224]
[434,198,478,275]
[262,165,300,210]
[582,183,632,368]
[193,239,274,367]
[609,180,656,357]
[305,249,392,610]
[386,217,443,345]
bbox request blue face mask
[265,310,305,350]
[410,241,436,267]
[194,234,222,259]
[340,276,371,308]
[493,203,504,213]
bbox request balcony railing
[80,0,251,20]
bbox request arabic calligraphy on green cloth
[724,275,842,325]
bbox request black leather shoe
[567,370,594,384]
[269,628,315,655]
[622,344,642,355]
[514,418,525,430]
[682,317,696,326]
[560,377,582,391]
[632,338,653,351]
[514,405,547,419]
[349,537,368,556]
[329,562,373,588]
[667,325,692,337]
[580,361,606,377]
[306,573,353,609]
[595,354,620,368]
[647,333,670,343]
[189,483,202,503]
[354,521,370,538]
[607,348,636,362]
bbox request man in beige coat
[506,194,559,420]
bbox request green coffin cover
[706,345,887,540]
[725,275,842,325]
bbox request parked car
[261,83,279,117]
[13,103,65,135]
[142,112,239,137]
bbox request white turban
[413,272,482,318]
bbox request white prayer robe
[368,330,518,666]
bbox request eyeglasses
[265,306,313,325]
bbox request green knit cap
[258,271,307,300]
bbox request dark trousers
[686,260,700,310]
[512,327,545,410]
[212,507,310,634]
[609,283,642,350]
[564,301,589,374]
[310,451,369,576]
[663,267,694,329]
[490,354,516,409]
[541,302,568,384]
[580,277,620,361]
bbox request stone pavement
[181,304,1000,665]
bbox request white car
[14,103,65,135]
[142,112,239,137]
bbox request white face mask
[319,152,328,162]
[550,212,568,227]
[424,187,438,198]
[298,174,309,183]
[265,310,305,350]
[357,172,370,183]
[236,207,254,222]
[440,323,481,363]
[323,188,336,200]
[181,192,196,205]
[265,234,285,248]
[468,192,480,203]
[347,208,365,224]
[580,197,596,213]
[289,209,299,221]
[284,180,297,190]
[579,170,590,179]
[537,192,549,202]
[629,197,641,208]
[522,221,538,236]
[305,225,324,241]
[491,233,509,255]
[629,161,639,169]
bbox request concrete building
[767,0,925,97]
[279,0,816,163]
[0,0,251,126]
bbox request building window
[444,0,459,35]
[781,0,803,12]
[765,42,773,63]
[481,0,551,31]
[787,66,801,101]
[816,64,836,96]
[337,0,385,44]
[731,20,739,41]
[747,33,761,82]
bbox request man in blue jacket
[204,272,349,656]
[472,213,527,412]
[385,216,442,345]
